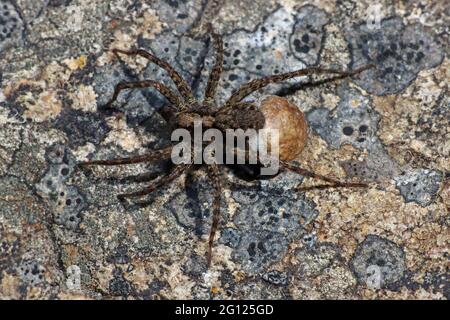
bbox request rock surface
[0,0,448,299]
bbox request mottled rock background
[0,0,448,300]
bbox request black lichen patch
[165,172,228,236]
[234,231,287,273]
[109,268,133,297]
[36,144,86,231]
[233,189,316,234]
[230,187,318,273]
[261,270,288,286]
[218,227,241,249]
[55,108,109,148]
[394,168,443,207]
[289,5,328,65]
[17,260,46,285]
[301,232,317,249]
[196,5,328,105]
[150,0,207,34]
[345,17,444,95]
[107,244,131,265]
[54,185,86,230]
[0,227,20,271]
[350,235,405,290]
[340,160,380,182]
[178,35,208,78]
[47,0,72,7]
[0,0,24,52]
[307,83,380,150]
[140,279,168,299]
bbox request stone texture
[0,0,448,300]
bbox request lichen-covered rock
[350,235,406,290]
[36,144,86,231]
[307,83,401,181]
[0,0,447,300]
[345,17,444,95]
[394,168,443,206]
[0,0,24,53]
[196,5,329,105]
[230,187,318,273]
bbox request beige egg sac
[258,95,308,161]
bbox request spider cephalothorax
[80,27,372,266]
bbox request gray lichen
[350,235,406,289]
[394,168,443,207]
[36,144,86,231]
[230,187,318,273]
[150,0,207,35]
[0,0,24,53]
[307,83,381,151]
[345,16,444,95]
[0,0,447,300]
[197,5,329,105]
[307,83,401,181]
[18,260,46,285]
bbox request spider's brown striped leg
[206,163,222,267]
[117,164,191,200]
[79,146,173,167]
[224,64,374,107]
[203,26,224,103]
[113,48,194,103]
[104,80,183,112]
[281,161,368,190]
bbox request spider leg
[206,163,222,267]
[203,25,224,103]
[224,64,374,107]
[117,164,191,200]
[276,72,373,97]
[103,80,183,112]
[281,161,368,189]
[113,48,194,103]
[79,147,172,166]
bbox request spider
[79,26,373,267]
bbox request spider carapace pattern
[80,26,373,267]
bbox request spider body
[80,27,372,267]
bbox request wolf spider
[80,27,372,267]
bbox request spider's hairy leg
[281,161,368,190]
[112,48,194,103]
[224,64,374,106]
[117,164,191,200]
[78,146,173,167]
[104,80,183,112]
[206,163,222,267]
[203,24,224,103]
